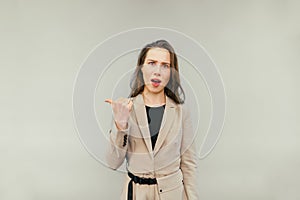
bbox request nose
[153,64,162,75]
[153,65,161,76]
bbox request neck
[142,91,166,107]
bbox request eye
[162,64,170,69]
[148,61,155,65]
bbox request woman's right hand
[105,97,133,130]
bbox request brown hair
[129,39,185,104]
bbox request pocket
[157,170,184,200]
[159,184,184,200]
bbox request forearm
[105,121,129,170]
[180,141,199,200]
[181,104,199,199]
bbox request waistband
[127,171,157,200]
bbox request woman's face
[141,48,171,95]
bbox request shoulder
[177,102,194,128]
[131,94,142,105]
[179,102,191,117]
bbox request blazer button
[160,189,162,193]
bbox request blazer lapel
[133,94,153,153]
[153,96,176,155]
[133,94,177,155]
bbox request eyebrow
[146,59,170,65]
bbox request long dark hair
[129,39,185,104]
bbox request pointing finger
[104,99,113,104]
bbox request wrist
[115,121,128,130]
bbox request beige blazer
[106,94,199,200]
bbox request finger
[104,99,113,104]
[127,99,133,111]
[123,98,131,106]
[119,97,129,106]
[127,97,133,104]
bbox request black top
[145,105,165,150]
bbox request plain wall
[1,0,299,199]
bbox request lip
[151,78,161,83]
[150,78,161,87]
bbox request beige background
[1,0,300,199]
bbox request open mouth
[151,79,161,83]
[151,79,161,87]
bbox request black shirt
[145,105,165,150]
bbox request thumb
[104,98,113,104]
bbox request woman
[105,40,199,200]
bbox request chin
[145,85,165,94]
[151,89,164,94]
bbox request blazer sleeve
[180,104,200,200]
[105,118,129,170]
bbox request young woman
[105,40,199,200]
